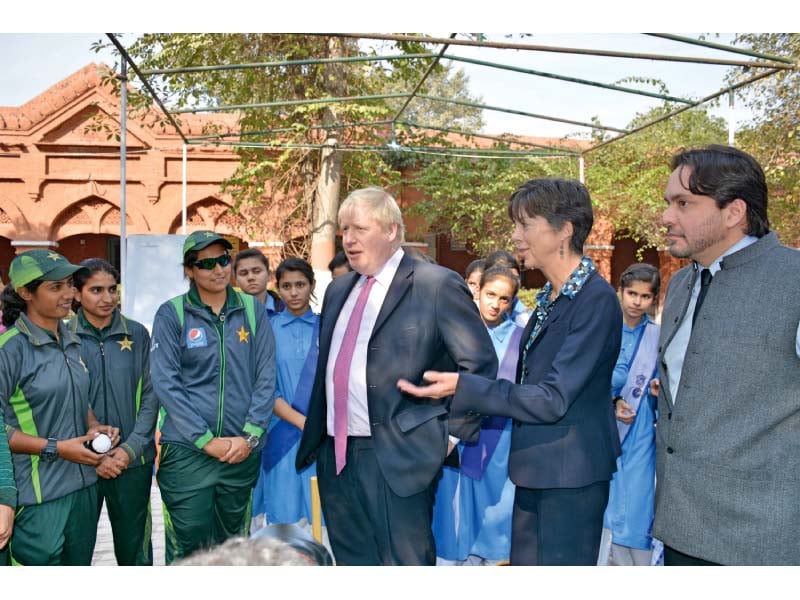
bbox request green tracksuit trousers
[10,484,98,565]
[156,443,260,564]
[97,462,154,565]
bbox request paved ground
[91,478,331,566]
[92,477,166,566]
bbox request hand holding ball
[86,433,113,454]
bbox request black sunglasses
[192,253,232,270]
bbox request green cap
[9,249,88,289]
[183,230,233,256]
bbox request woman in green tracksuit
[150,231,276,564]
[0,249,118,565]
[70,258,158,566]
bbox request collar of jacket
[70,308,130,339]
[15,312,79,348]
[186,281,242,318]
[715,231,779,272]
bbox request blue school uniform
[252,308,318,524]
[604,315,660,550]
[433,317,519,562]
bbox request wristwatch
[40,438,59,463]
[242,434,260,449]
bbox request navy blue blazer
[452,270,622,489]
[296,253,498,498]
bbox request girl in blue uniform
[253,257,319,527]
[434,266,522,564]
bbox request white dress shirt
[325,248,404,436]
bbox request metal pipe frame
[583,67,783,155]
[105,33,190,145]
[190,139,572,157]
[415,94,628,133]
[645,33,795,65]
[106,33,792,163]
[326,33,794,69]
[140,53,440,76]
[171,92,409,114]
[396,120,581,154]
[186,119,396,141]
[391,33,455,122]
[442,53,694,104]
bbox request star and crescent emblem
[117,336,134,351]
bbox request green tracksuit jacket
[0,314,96,506]
[150,283,276,450]
[69,309,157,467]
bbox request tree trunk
[310,36,346,283]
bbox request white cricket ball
[91,433,112,454]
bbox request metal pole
[119,60,128,288]
[583,67,781,155]
[579,155,585,184]
[728,89,736,147]
[182,144,188,234]
[327,33,791,69]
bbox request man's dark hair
[619,263,661,298]
[327,250,351,273]
[508,178,594,255]
[233,248,270,274]
[671,144,769,238]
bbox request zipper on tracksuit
[98,340,110,428]
[216,313,226,436]
[61,347,86,489]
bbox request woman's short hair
[508,178,594,256]
[339,187,406,245]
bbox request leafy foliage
[406,152,579,256]
[729,34,800,246]
[93,34,484,257]
[586,105,728,247]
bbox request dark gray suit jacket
[654,232,800,565]
[296,253,497,498]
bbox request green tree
[385,64,485,131]
[729,34,800,246]
[586,105,728,247]
[407,152,578,257]
[95,34,484,259]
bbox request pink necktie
[332,276,376,474]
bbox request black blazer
[296,253,498,498]
[452,270,622,489]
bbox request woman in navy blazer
[399,178,622,565]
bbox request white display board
[122,234,189,333]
